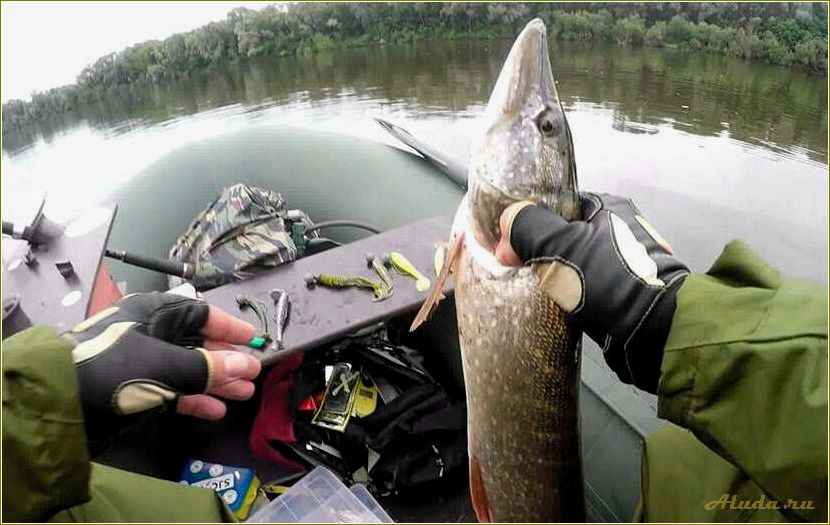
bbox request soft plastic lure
[236,294,269,334]
[307,273,391,301]
[366,253,394,295]
[269,288,291,349]
[388,251,431,292]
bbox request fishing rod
[103,249,194,279]
[2,219,193,279]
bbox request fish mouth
[468,18,579,244]
[483,18,558,125]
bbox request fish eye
[536,109,559,138]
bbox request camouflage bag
[168,184,313,291]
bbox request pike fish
[411,19,584,522]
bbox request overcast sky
[1,1,268,102]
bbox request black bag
[284,335,467,495]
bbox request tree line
[3,2,827,130]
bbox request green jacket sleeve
[2,326,92,522]
[658,240,827,521]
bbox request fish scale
[457,258,583,522]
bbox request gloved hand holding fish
[411,18,585,523]
[497,193,689,393]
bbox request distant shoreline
[3,3,826,130]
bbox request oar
[374,117,468,190]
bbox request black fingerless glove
[509,193,689,393]
[63,292,213,448]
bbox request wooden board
[2,206,117,333]
[204,216,453,365]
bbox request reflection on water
[556,42,827,164]
[2,39,827,287]
[4,40,827,162]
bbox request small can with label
[179,459,260,520]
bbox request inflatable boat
[2,121,663,522]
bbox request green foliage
[689,22,735,53]
[552,10,614,41]
[296,34,336,56]
[645,22,667,47]
[613,16,646,46]
[794,37,828,73]
[4,2,827,130]
[768,17,811,48]
[666,16,695,44]
[763,32,795,66]
[729,28,764,60]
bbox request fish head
[467,18,579,248]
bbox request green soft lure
[316,273,391,301]
[389,251,431,292]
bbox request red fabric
[249,353,306,471]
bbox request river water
[3,39,827,290]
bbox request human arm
[499,195,827,520]
[2,326,91,522]
[2,293,262,521]
[658,240,827,521]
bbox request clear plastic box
[247,467,394,523]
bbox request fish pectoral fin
[409,233,463,332]
[470,455,492,523]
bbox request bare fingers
[177,349,259,421]
[201,305,257,344]
[208,379,255,401]
[496,201,534,266]
[177,394,227,420]
[207,349,261,387]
